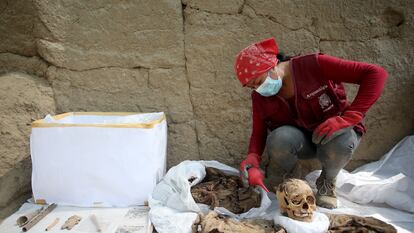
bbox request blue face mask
[255,73,283,97]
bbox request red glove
[247,167,269,192]
[240,153,260,171]
[239,153,269,192]
[312,111,363,145]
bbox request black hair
[276,51,292,62]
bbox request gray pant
[266,125,361,179]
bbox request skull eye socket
[306,195,315,204]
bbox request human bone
[61,215,82,230]
[191,167,261,214]
[275,178,316,222]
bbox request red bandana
[234,38,279,86]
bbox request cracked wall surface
[0,0,413,218]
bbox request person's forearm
[318,54,388,114]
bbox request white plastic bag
[31,112,167,207]
[149,206,199,233]
[149,160,272,233]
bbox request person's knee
[319,129,360,160]
[266,125,305,155]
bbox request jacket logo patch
[319,93,333,112]
[306,85,328,98]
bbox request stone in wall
[0,53,48,77]
[168,122,199,167]
[148,68,200,166]
[183,0,244,14]
[0,158,32,220]
[0,0,38,56]
[0,72,55,218]
[48,66,150,112]
[35,0,185,70]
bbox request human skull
[275,178,316,222]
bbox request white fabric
[0,202,152,233]
[30,112,167,207]
[148,160,272,233]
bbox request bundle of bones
[191,167,261,214]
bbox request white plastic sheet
[307,135,414,213]
[30,112,167,207]
[306,135,414,232]
[148,160,272,233]
[148,206,199,233]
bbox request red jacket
[248,53,388,157]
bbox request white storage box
[30,112,167,207]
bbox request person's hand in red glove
[312,110,363,145]
[240,153,269,192]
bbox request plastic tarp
[30,112,167,207]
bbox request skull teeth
[294,212,310,217]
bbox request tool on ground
[90,214,102,232]
[61,215,82,230]
[45,217,59,231]
[16,209,42,227]
[18,203,57,232]
[247,167,270,192]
